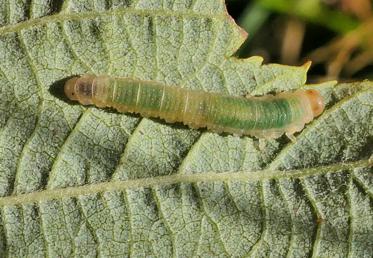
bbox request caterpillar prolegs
[64,75,324,138]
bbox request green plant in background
[235,0,373,79]
[0,0,372,257]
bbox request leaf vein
[11,31,45,196]
[346,176,354,258]
[1,159,370,207]
[193,183,230,256]
[245,181,267,257]
[0,8,227,36]
[47,110,88,188]
[76,196,101,257]
[299,178,323,258]
[151,188,176,257]
[60,21,96,72]
[276,179,296,258]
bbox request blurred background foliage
[226,0,373,81]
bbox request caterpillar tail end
[305,89,324,117]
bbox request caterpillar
[64,74,324,138]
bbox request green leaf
[0,1,372,257]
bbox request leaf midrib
[0,159,370,206]
[0,7,227,36]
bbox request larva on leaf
[64,74,324,139]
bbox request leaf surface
[0,1,372,257]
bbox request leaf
[0,1,372,257]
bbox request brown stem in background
[281,18,305,65]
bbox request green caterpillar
[64,75,324,138]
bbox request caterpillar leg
[285,133,297,142]
[245,93,256,99]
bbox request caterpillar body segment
[64,75,324,138]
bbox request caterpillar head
[64,75,96,105]
[305,89,324,117]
